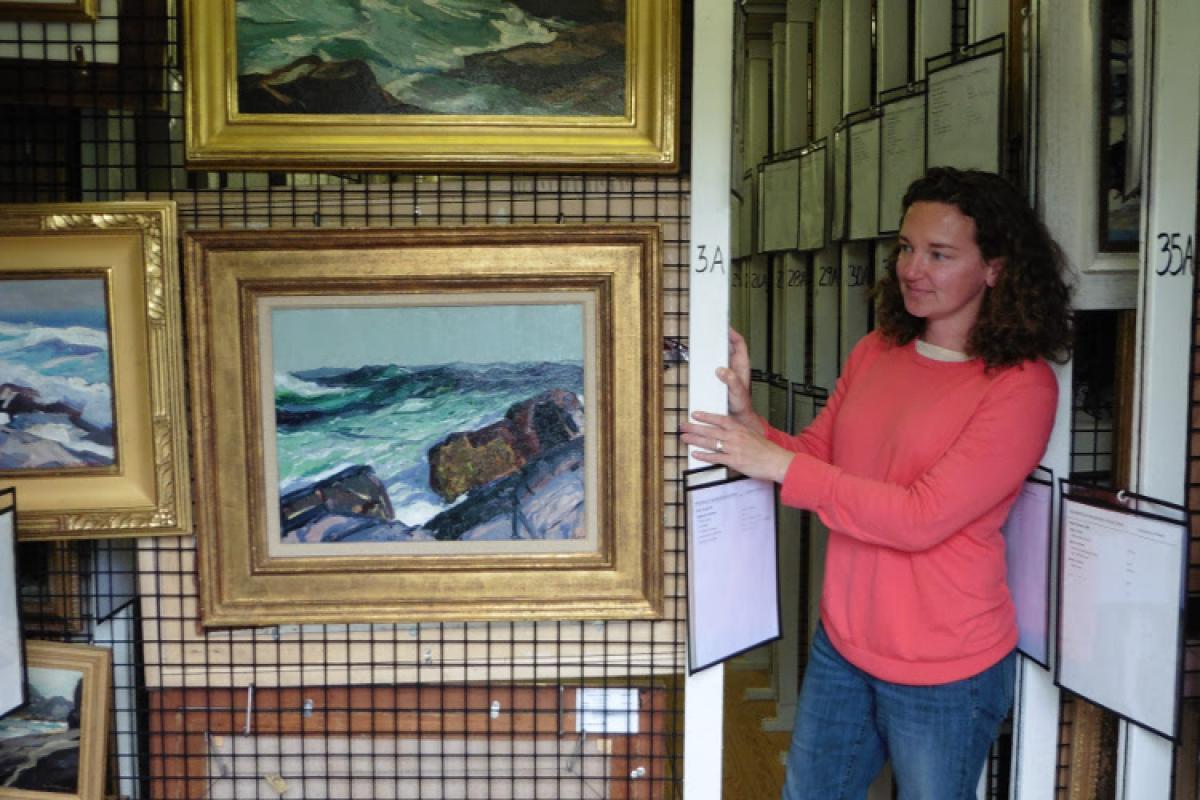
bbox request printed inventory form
[926,49,1003,173]
[1002,476,1053,666]
[0,493,23,716]
[685,472,780,674]
[879,93,926,233]
[847,117,881,240]
[1057,496,1186,739]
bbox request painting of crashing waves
[0,666,82,794]
[235,0,626,116]
[0,278,115,473]
[271,302,587,545]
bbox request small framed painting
[0,640,112,800]
[0,203,191,540]
[185,224,663,625]
[184,0,680,171]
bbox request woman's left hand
[679,411,794,484]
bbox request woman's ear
[984,258,1004,288]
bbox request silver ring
[715,439,726,453]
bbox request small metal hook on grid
[243,683,255,735]
[562,732,585,774]
[73,46,89,74]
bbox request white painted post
[1006,4,1074,798]
[1122,0,1200,796]
[683,1,735,798]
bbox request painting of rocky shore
[235,0,626,116]
[0,666,82,793]
[0,278,116,472]
[269,302,589,545]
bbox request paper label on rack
[575,688,639,734]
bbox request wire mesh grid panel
[0,1,693,797]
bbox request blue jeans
[782,625,1016,800]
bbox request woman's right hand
[721,328,761,432]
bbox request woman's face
[896,201,1002,351]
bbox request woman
[680,167,1073,799]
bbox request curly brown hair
[874,167,1073,369]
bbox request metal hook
[243,683,255,735]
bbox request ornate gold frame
[0,203,191,540]
[186,225,663,625]
[183,0,679,172]
[0,0,96,22]
[0,640,112,800]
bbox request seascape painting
[0,666,82,794]
[0,277,116,473]
[236,0,626,117]
[267,300,589,548]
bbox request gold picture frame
[0,202,191,541]
[186,224,663,625]
[184,0,679,172]
[0,0,96,22]
[0,640,112,800]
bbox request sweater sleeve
[779,362,1058,552]
[763,333,882,462]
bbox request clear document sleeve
[685,469,781,674]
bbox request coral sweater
[766,331,1058,685]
